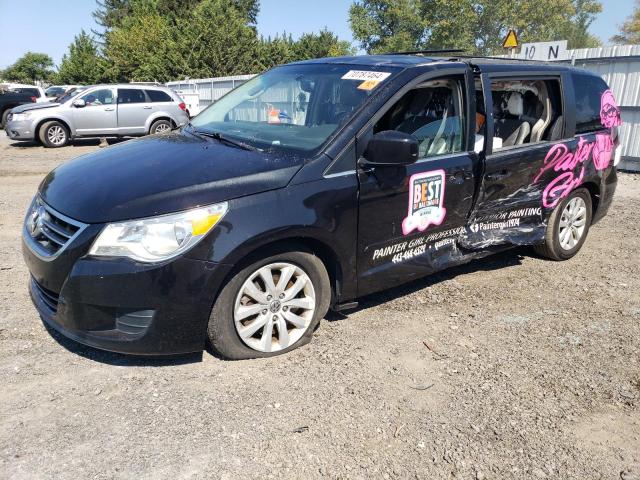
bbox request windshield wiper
[193,129,259,152]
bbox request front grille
[31,277,60,314]
[24,197,86,257]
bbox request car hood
[39,131,305,223]
[12,102,61,113]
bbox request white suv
[5,84,190,147]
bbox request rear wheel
[150,119,172,135]
[534,188,592,261]
[39,121,69,148]
[207,250,331,360]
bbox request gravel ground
[0,131,639,480]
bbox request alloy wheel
[558,196,587,251]
[234,262,316,352]
[154,123,171,134]
[47,126,66,146]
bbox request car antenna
[386,49,466,56]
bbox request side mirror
[73,99,86,108]
[361,130,419,167]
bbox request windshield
[190,64,399,153]
[57,87,87,104]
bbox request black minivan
[23,54,622,359]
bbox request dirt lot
[0,131,639,480]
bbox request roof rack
[387,49,466,56]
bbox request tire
[1,109,10,129]
[534,188,592,261]
[207,249,331,360]
[39,121,69,148]
[149,119,172,135]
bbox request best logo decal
[402,170,446,236]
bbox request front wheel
[207,250,331,360]
[39,121,69,148]
[1,109,10,128]
[534,188,592,261]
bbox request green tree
[349,0,425,53]
[1,52,55,83]
[611,0,640,44]
[55,30,107,84]
[349,0,602,55]
[562,0,602,49]
[294,29,357,58]
[97,0,352,81]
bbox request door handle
[143,106,152,109]
[485,170,511,181]
[104,107,115,112]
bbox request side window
[146,90,173,102]
[374,77,466,158]
[118,88,146,104]
[14,88,39,97]
[81,89,114,107]
[491,78,563,150]
[572,74,609,134]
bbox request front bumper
[5,118,36,140]
[23,231,232,355]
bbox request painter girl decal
[402,170,446,235]
[593,89,621,171]
[534,90,621,207]
[600,90,622,129]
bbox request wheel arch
[215,236,346,309]
[146,115,175,134]
[35,117,73,140]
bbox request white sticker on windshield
[341,70,392,82]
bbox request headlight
[89,202,228,263]
[10,112,31,122]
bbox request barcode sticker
[341,70,392,82]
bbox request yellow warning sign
[502,29,519,49]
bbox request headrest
[408,89,433,115]
[506,92,523,116]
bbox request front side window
[191,64,400,153]
[118,88,146,104]
[373,77,466,158]
[81,89,114,107]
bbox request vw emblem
[269,300,282,313]
[29,205,46,237]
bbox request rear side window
[572,74,609,134]
[14,88,39,97]
[146,89,173,102]
[118,88,146,104]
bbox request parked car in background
[1,83,48,103]
[5,84,189,147]
[45,85,81,100]
[0,89,37,128]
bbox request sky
[0,0,635,69]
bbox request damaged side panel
[355,67,620,298]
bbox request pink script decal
[534,90,621,208]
